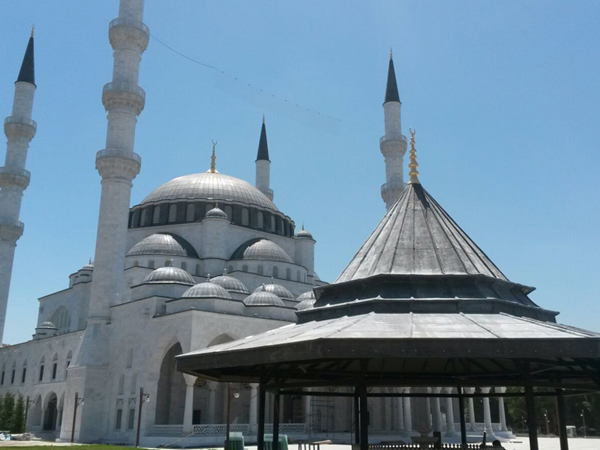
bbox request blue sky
[0,1,599,344]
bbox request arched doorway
[43,393,58,431]
[155,343,186,425]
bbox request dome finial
[208,140,219,173]
[390,47,393,60]
[207,273,211,281]
[223,267,227,275]
[408,128,419,184]
[262,113,265,125]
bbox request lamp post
[135,387,150,447]
[225,383,240,450]
[70,393,84,443]
[581,410,586,439]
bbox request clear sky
[0,0,599,344]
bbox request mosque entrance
[43,394,58,431]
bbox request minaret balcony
[380,135,407,146]
[109,18,150,52]
[0,166,31,190]
[380,135,408,156]
[96,149,142,180]
[0,219,24,242]
[102,81,146,115]
[4,116,37,140]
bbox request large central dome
[140,172,279,212]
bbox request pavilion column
[273,391,280,450]
[497,387,508,432]
[444,388,456,437]
[257,383,266,450]
[525,384,539,450]
[249,384,258,434]
[395,394,406,435]
[411,387,431,436]
[431,388,442,433]
[403,389,412,433]
[457,387,468,449]
[481,388,495,439]
[384,395,393,431]
[303,389,311,431]
[465,388,476,431]
[207,381,217,423]
[359,385,369,450]
[556,389,569,450]
[182,374,196,434]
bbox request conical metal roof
[337,183,508,283]
[256,118,270,161]
[384,56,399,104]
[17,34,35,85]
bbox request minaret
[0,30,36,344]
[380,49,407,210]
[62,0,148,442]
[255,115,273,201]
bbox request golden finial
[207,140,219,173]
[31,24,35,38]
[390,47,393,60]
[408,128,419,184]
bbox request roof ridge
[418,186,447,274]
[499,313,600,337]
[459,312,501,338]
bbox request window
[258,266,264,275]
[0,370,4,385]
[66,352,72,378]
[297,271,301,282]
[118,375,125,395]
[286,268,292,280]
[132,260,139,267]
[270,215,276,231]
[52,363,57,380]
[168,204,177,223]
[39,365,44,382]
[186,204,195,222]
[10,369,15,384]
[128,408,136,430]
[130,373,137,395]
[181,262,187,271]
[257,211,264,229]
[50,306,71,334]
[152,206,161,224]
[224,206,233,220]
[126,349,133,368]
[141,208,148,226]
[116,409,123,430]
[148,260,155,269]
[242,265,248,273]
[273,266,279,278]
[241,208,249,226]
[205,204,214,215]
[195,264,201,276]
[227,265,234,274]
[193,410,202,424]
[21,367,27,384]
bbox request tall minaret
[63,0,148,442]
[0,31,36,344]
[380,50,407,210]
[255,115,274,201]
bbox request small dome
[205,206,228,220]
[231,239,293,263]
[39,321,57,329]
[244,290,285,307]
[254,283,295,301]
[297,290,316,302]
[127,233,199,258]
[296,298,316,311]
[81,261,94,271]
[211,276,249,294]
[182,281,232,299]
[295,228,313,239]
[144,267,195,285]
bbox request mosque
[0,0,515,445]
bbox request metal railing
[109,17,149,36]
[380,135,408,146]
[96,149,141,165]
[4,116,37,128]
[103,81,146,102]
[0,166,30,179]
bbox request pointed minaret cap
[408,128,419,184]
[17,27,35,86]
[384,48,399,104]
[256,115,270,162]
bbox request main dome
[140,172,278,212]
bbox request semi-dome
[205,206,228,219]
[182,281,232,299]
[254,283,295,301]
[38,321,57,329]
[81,261,94,271]
[211,276,249,294]
[243,290,285,307]
[231,239,293,263]
[140,172,278,212]
[143,267,195,285]
[297,290,316,302]
[295,228,313,239]
[127,233,198,258]
[296,298,316,311]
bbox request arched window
[52,353,58,380]
[11,361,16,384]
[126,349,133,369]
[205,203,214,215]
[270,215,276,231]
[181,262,187,271]
[286,268,292,280]
[227,265,234,274]
[195,264,201,276]
[164,260,170,267]
[186,204,195,222]
[242,265,248,273]
[168,204,177,223]
[257,211,264,229]
[278,218,284,235]
[141,208,148,226]
[148,260,155,269]
[133,260,139,267]
[241,208,249,226]
[21,359,27,384]
[130,373,137,395]
[66,351,72,378]
[131,210,140,228]
[39,356,45,382]
[224,205,233,220]
[0,364,4,385]
[257,266,264,275]
[50,306,71,334]
[153,206,161,225]
[273,266,279,278]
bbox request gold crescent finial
[408,128,419,184]
[208,140,219,173]
[31,24,35,38]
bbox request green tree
[0,392,15,431]
[11,393,25,433]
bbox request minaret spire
[208,140,219,173]
[380,51,407,210]
[0,31,38,343]
[255,116,273,201]
[408,128,419,184]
